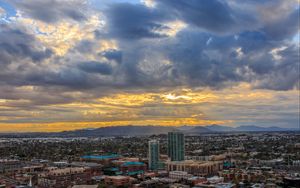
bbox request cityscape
[0,0,299,187]
[0,129,299,187]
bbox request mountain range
[54,124,296,137]
[0,125,296,137]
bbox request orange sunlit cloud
[0,83,298,132]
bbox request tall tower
[148,140,160,170]
[168,131,185,161]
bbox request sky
[0,0,299,132]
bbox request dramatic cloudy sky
[0,0,299,132]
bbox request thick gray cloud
[262,8,300,41]
[100,50,123,64]
[0,2,298,98]
[0,0,298,92]
[9,0,87,23]
[97,0,298,90]
[78,61,113,75]
[252,45,300,90]
[156,0,236,33]
[105,3,170,39]
[0,25,52,66]
[163,31,241,88]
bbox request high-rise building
[168,131,185,161]
[148,140,160,170]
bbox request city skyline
[0,0,299,132]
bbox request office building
[166,160,223,176]
[148,140,160,170]
[168,132,185,161]
[38,167,92,188]
[169,171,192,180]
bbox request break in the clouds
[0,0,299,132]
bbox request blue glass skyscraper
[148,140,160,170]
[168,131,185,161]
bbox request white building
[169,171,192,180]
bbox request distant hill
[176,125,194,131]
[205,124,235,132]
[59,125,176,137]
[202,124,294,132]
[234,125,291,132]
[0,125,296,138]
[56,125,295,137]
[184,126,212,134]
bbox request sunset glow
[0,0,299,132]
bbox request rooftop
[71,162,102,168]
[81,154,120,160]
[166,160,222,166]
[72,185,98,188]
[46,167,86,176]
[121,161,145,166]
[105,176,129,180]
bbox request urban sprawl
[0,132,299,188]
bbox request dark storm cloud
[0,22,116,92]
[231,0,300,41]
[9,0,87,23]
[156,0,236,33]
[105,3,170,39]
[262,8,300,41]
[0,24,52,67]
[122,27,299,91]
[252,45,300,91]
[20,61,115,90]
[0,0,298,94]
[162,31,241,88]
[100,50,123,64]
[0,85,76,107]
[96,0,298,91]
[24,68,90,89]
[77,61,113,75]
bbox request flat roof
[121,161,145,166]
[72,185,98,188]
[106,176,129,180]
[47,167,86,175]
[71,162,102,167]
[81,154,120,160]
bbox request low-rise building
[72,185,98,188]
[207,176,224,184]
[111,160,147,176]
[0,159,23,174]
[104,176,131,187]
[38,167,92,188]
[80,155,121,165]
[187,176,206,185]
[166,160,223,176]
[71,162,102,176]
[169,171,192,180]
